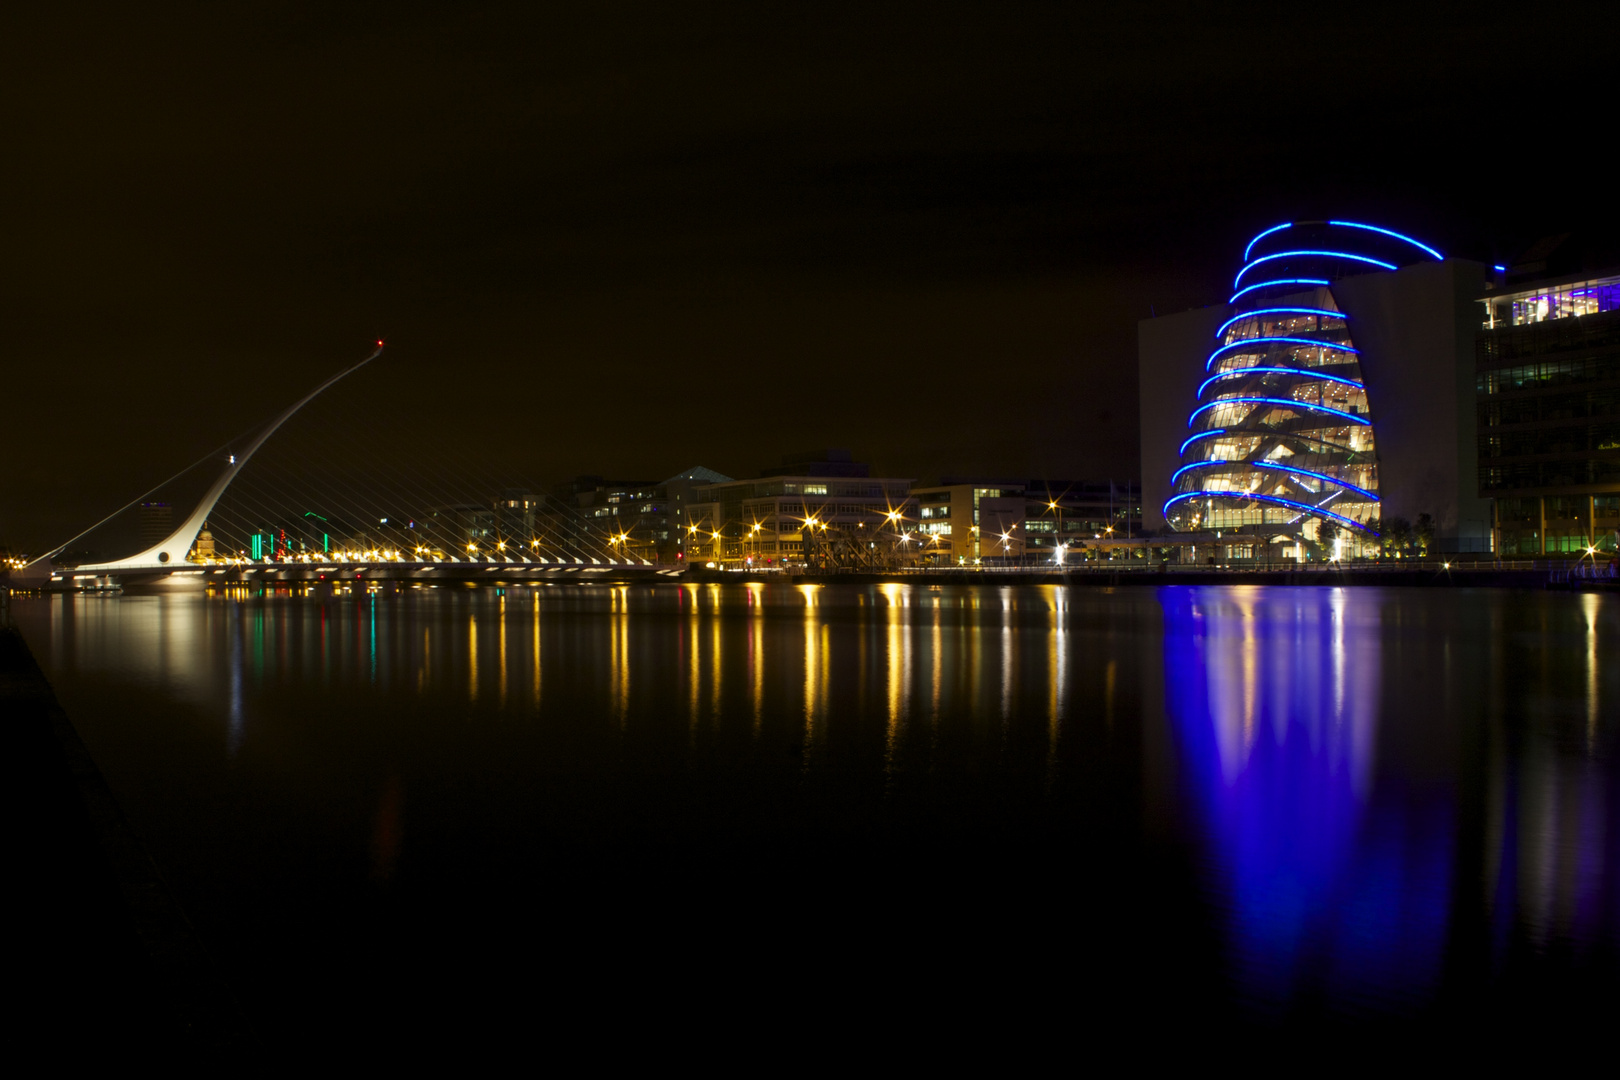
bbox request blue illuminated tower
[1164,221,1444,549]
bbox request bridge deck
[52,560,686,588]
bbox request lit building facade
[1023,482,1142,560]
[911,482,1028,563]
[543,468,731,563]
[1477,253,1620,555]
[1142,220,1491,557]
[912,480,1142,564]
[683,453,914,568]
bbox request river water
[14,583,1618,1055]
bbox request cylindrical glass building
[1164,220,1444,554]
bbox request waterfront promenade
[26,557,1619,594]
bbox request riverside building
[912,480,1142,564]
[552,467,733,563]
[683,451,914,567]
[1476,235,1620,555]
[1140,219,1492,559]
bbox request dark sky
[4,2,1614,549]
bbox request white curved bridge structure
[59,345,384,578]
[25,344,678,590]
[108,346,384,572]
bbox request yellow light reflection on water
[883,585,910,772]
[1048,590,1068,768]
[611,586,629,728]
[750,609,764,734]
[708,605,722,723]
[930,596,942,722]
[419,626,429,693]
[468,612,478,703]
[1583,593,1600,752]
[803,601,818,727]
[687,610,700,732]
[1000,591,1015,721]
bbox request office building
[557,467,732,563]
[684,451,914,567]
[1477,234,1620,554]
[913,480,1142,564]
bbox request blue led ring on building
[1166,219,1443,550]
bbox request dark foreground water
[15,584,1618,1057]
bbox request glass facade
[1476,278,1620,555]
[1167,301,1380,540]
[1163,221,1443,552]
[1483,273,1620,329]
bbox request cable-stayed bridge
[23,345,686,590]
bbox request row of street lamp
[198,503,1123,568]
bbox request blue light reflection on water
[12,584,1618,1041]
[1160,587,1455,1013]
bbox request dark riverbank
[1,622,252,1061]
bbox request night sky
[5,3,1614,550]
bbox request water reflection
[609,586,628,727]
[882,584,909,773]
[1585,593,1601,748]
[227,607,244,756]
[1161,587,1430,1012]
[748,586,763,732]
[1160,586,1617,1018]
[531,597,541,710]
[11,583,1616,1032]
[467,612,478,702]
